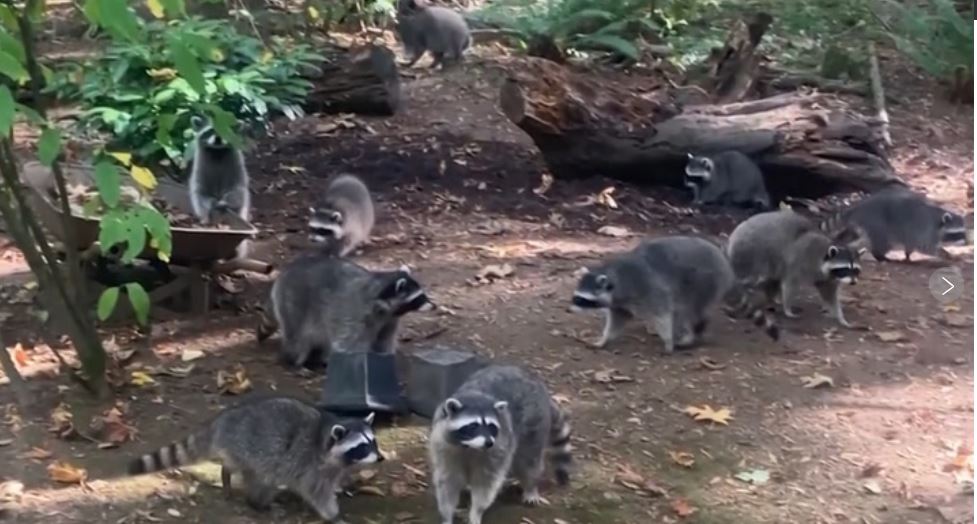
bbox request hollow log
[303,44,402,116]
[499,57,903,199]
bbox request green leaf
[98,209,126,251]
[95,0,141,42]
[122,215,147,263]
[94,160,121,207]
[15,103,42,125]
[125,282,150,326]
[0,30,25,63]
[37,128,61,166]
[0,86,12,138]
[155,113,176,146]
[0,50,27,82]
[161,0,186,17]
[97,286,120,321]
[205,105,243,148]
[573,33,640,61]
[169,39,206,95]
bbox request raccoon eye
[493,401,508,412]
[331,211,343,223]
[395,278,407,293]
[595,274,609,287]
[942,212,953,224]
[330,425,347,442]
[826,246,839,259]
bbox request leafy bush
[876,0,973,79]
[49,17,322,178]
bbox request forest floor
[0,25,974,524]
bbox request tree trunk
[499,57,902,199]
[303,44,403,116]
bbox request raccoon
[256,254,434,368]
[571,236,778,353]
[127,396,383,523]
[684,151,771,210]
[428,365,572,524]
[308,174,375,257]
[396,0,471,69]
[819,186,968,262]
[188,115,250,226]
[727,209,866,328]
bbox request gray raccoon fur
[308,174,375,257]
[188,115,251,258]
[684,151,770,210]
[256,253,433,368]
[127,396,383,523]
[727,209,866,328]
[571,235,778,353]
[396,0,471,69]
[819,186,968,262]
[428,365,572,524]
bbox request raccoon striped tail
[548,399,573,486]
[724,283,780,341]
[127,430,208,476]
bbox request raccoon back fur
[728,209,865,328]
[819,186,968,262]
[308,174,375,257]
[571,235,778,353]
[128,396,383,522]
[257,254,433,368]
[684,150,770,210]
[428,365,572,524]
[396,0,471,69]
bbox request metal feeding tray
[21,161,257,265]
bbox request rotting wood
[304,44,402,116]
[867,42,891,146]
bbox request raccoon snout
[376,452,386,463]
[484,438,494,449]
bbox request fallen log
[499,57,903,199]
[303,44,402,116]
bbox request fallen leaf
[941,313,972,328]
[698,357,726,370]
[593,369,635,384]
[356,485,386,496]
[551,394,571,406]
[734,469,770,485]
[180,349,205,362]
[216,365,252,395]
[597,225,631,238]
[863,480,882,494]
[875,330,907,343]
[0,439,12,447]
[671,497,696,518]
[532,173,553,196]
[166,508,181,518]
[683,405,733,425]
[48,403,75,438]
[615,464,645,486]
[21,447,53,460]
[943,445,974,474]
[597,186,619,209]
[47,462,87,484]
[357,469,377,482]
[8,343,27,367]
[130,371,156,387]
[390,480,410,497]
[642,479,668,497]
[94,406,137,445]
[801,373,834,389]
[474,264,515,283]
[669,451,695,468]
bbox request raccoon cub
[188,115,250,226]
[727,209,865,328]
[571,236,778,353]
[684,151,771,210]
[309,174,375,257]
[396,0,471,69]
[128,396,383,523]
[257,254,433,368]
[428,365,573,524]
[820,186,968,262]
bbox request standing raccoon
[820,186,968,262]
[127,396,383,523]
[308,174,375,257]
[684,151,771,210]
[257,254,433,368]
[428,365,573,524]
[571,236,778,353]
[727,209,865,328]
[188,115,250,226]
[396,0,471,69]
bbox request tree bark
[303,44,402,116]
[499,57,903,199]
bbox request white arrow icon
[941,277,955,296]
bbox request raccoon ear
[493,401,508,412]
[190,116,206,132]
[826,245,839,258]
[595,274,608,286]
[364,412,375,425]
[331,211,342,223]
[686,152,694,160]
[856,247,868,256]
[308,206,315,215]
[580,266,589,274]
[399,264,411,274]
[444,398,462,415]
[942,212,953,224]
[330,424,347,442]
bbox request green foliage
[48,16,322,175]
[877,0,973,79]
[96,286,119,321]
[307,0,396,27]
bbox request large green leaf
[169,39,206,95]
[573,33,639,60]
[0,30,25,63]
[98,209,126,252]
[125,282,150,326]
[97,286,120,321]
[0,50,27,82]
[37,128,61,166]
[0,85,13,138]
[121,211,147,263]
[94,160,121,207]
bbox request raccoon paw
[520,490,549,506]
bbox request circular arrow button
[928,266,964,304]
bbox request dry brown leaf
[615,464,645,486]
[683,405,733,425]
[669,451,696,468]
[0,438,12,447]
[390,480,410,497]
[643,479,668,498]
[48,403,75,439]
[8,344,28,367]
[943,445,974,474]
[698,357,726,370]
[594,369,635,384]
[671,497,696,518]
[941,313,972,328]
[875,330,907,343]
[130,371,156,387]
[533,173,553,196]
[47,462,87,484]
[95,406,137,445]
[551,393,571,406]
[597,186,619,209]
[21,447,53,460]
[597,225,631,238]
[180,349,205,362]
[863,480,882,494]
[474,264,515,283]
[217,365,253,395]
[356,485,386,497]
[801,373,835,389]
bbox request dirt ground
[0,34,974,524]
